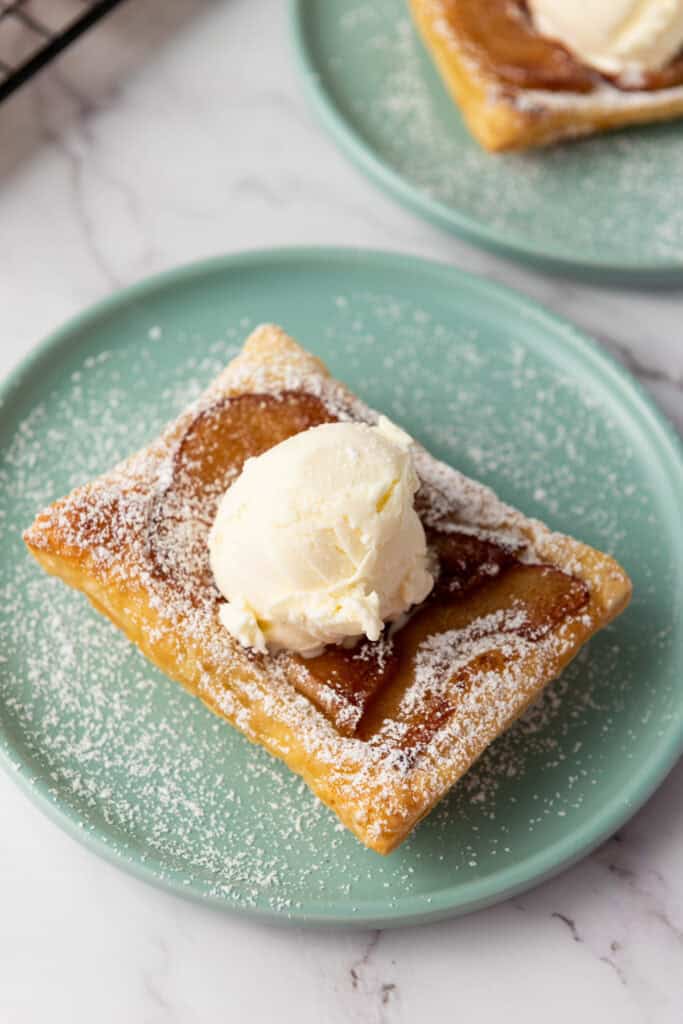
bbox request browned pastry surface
[24,325,632,853]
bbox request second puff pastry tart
[409,0,683,150]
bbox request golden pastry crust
[24,325,631,853]
[409,0,683,151]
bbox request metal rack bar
[0,0,127,103]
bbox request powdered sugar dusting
[315,0,683,264]
[406,607,531,717]
[0,279,676,918]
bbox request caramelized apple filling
[147,390,589,744]
[441,0,683,92]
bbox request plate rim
[290,0,683,284]
[1,245,682,928]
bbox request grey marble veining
[0,2,681,1022]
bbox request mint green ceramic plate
[292,1,683,282]
[1,249,682,926]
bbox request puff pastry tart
[24,325,631,853]
[409,0,683,150]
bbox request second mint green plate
[0,249,682,926]
[292,0,683,282]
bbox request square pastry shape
[409,0,683,151]
[24,325,631,853]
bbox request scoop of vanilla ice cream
[208,417,434,657]
[528,0,683,75]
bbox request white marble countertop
[1,2,682,1021]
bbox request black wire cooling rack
[0,0,126,103]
